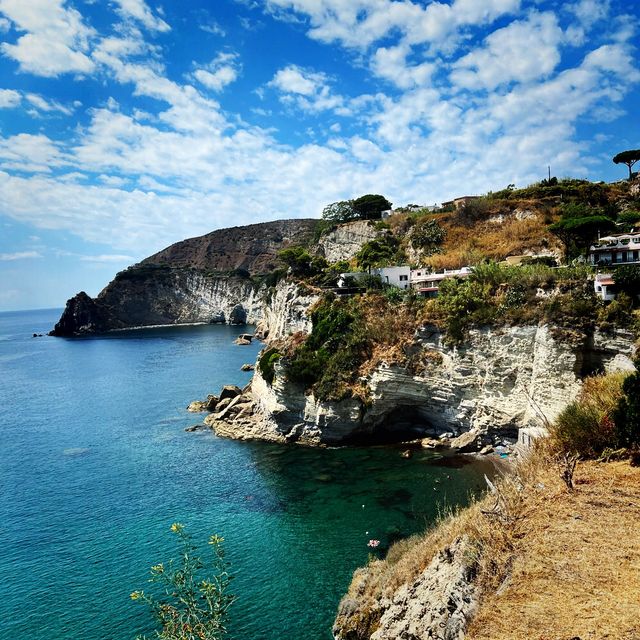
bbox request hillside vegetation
[268,178,640,400]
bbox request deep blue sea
[0,308,492,640]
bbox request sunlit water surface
[0,309,492,640]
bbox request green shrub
[132,523,234,640]
[278,246,318,276]
[542,287,598,330]
[552,372,628,457]
[232,268,250,279]
[597,292,634,329]
[617,210,640,230]
[258,348,282,385]
[457,197,493,223]
[613,366,640,448]
[258,269,287,289]
[410,219,446,253]
[613,265,640,297]
[355,236,403,271]
[435,277,494,343]
[285,296,370,400]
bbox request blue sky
[0,0,639,311]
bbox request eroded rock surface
[333,536,478,640]
[317,220,380,262]
[206,326,635,446]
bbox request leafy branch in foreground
[131,523,235,640]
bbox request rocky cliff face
[51,218,321,337]
[317,220,379,262]
[205,325,636,447]
[334,536,478,640]
[51,266,318,338]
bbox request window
[399,274,408,281]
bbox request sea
[0,308,493,640]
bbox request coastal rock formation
[50,291,110,335]
[51,219,320,337]
[205,326,635,446]
[255,280,316,339]
[51,267,318,338]
[51,268,262,336]
[333,536,478,640]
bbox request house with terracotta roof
[593,273,616,301]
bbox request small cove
[0,309,493,640]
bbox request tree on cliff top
[355,236,400,272]
[321,200,357,223]
[321,194,392,223]
[548,203,616,259]
[352,194,392,220]
[613,149,640,180]
[278,246,327,276]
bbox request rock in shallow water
[219,385,242,401]
[185,424,207,432]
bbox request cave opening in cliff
[347,405,436,445]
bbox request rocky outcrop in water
[51,219,320,336]
[204,326,636,446]
[51,264,318,338]
[51,267,261,336]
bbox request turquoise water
[0,309,492,640]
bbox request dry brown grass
[468,457,640,640]
[426,210,561,271]
[339,448,640,640]
[356,295,422,376]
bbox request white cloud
[371,44,433,89]
[98,174,128,187]
[25,92,74,114]
[199,20,225,37]
[270,64,322,95]
[79,254,136,262]
[269,64,346,113]
[265,0,520,50]
[0,250,43,260]
[0,133,68,173]
[451,12,563,90]
[0,0,95,76]
[111,0,170,33]
[0,16,9,31]
[192,52,240,92]
[0,88,20,108]
[570,0,610,29]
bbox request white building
[588,232,640,266]
[372,266,411,289]
[337,266,411,289]
[410,267,472,297]
[594,273,616,302]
